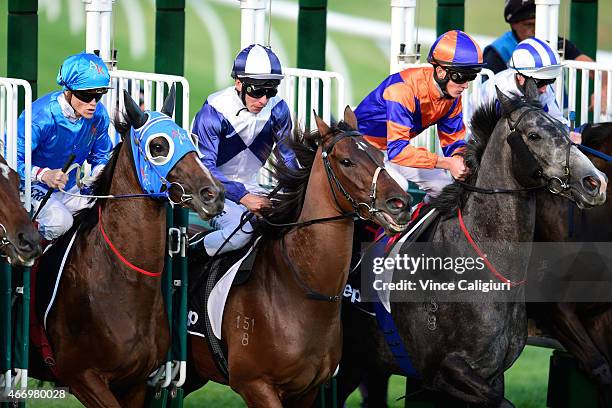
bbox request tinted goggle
[244,84,278,99]
[533,77,556,88]
[71,88,108,103]
[447,69,478,84]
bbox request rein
[457,207,525,287]
[97,206,162,277]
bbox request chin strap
[432,65,453,99]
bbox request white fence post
[560,59,612,124]
[104,70,191,145]
[0,78,33,211]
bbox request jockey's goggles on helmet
[244,83,278,99]
[446,69,478,84]
[71,88,108,103]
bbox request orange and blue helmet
[427,30,485,72]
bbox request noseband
[322,130,386,219]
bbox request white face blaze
[0,163,10,180]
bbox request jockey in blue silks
[16,52,112,240]
[191,44,298,256]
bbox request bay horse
[334,84,607,407]
[184,108,412,407]
[0,154,40,266]
[32,90,224,407]
[530,121,612,406]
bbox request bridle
[321,130,387,220]
[0,223,10,252]
[458,105,573,196]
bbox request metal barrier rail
[280,67,345,129]
[556,59,612,124]
[0,78,33,211]
[104,70,191,144]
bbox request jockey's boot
[188,232,213,264]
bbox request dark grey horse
[334,82,607,408]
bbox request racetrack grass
[26,345,551,407]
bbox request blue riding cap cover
[130,111,197,194]
[56,52,111,91]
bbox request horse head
[0,156,41,266]
[496,82,607,209]
[314,107,411,234]
[123,88,224,219]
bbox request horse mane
[430,94,541,216]
[69,113,131,234]
[258,121,355,239]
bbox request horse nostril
[582,175,600,193]
[386,197,407,213]
[200,186,219,203]
[17,231,40,253]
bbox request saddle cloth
[187,235,260,340]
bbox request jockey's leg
[383,155,452,202]
[61,185,96,213]
[30,185,74,240]
[201,199,254,256]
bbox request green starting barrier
[1,260,30,408]
[547,351,599,408]
[146,205,189,408]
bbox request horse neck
[462,123,536,241]
[282,148,354,301]
[100,140,166,284]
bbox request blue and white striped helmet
[231,44,284,81]
[509,37,562,79]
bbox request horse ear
[313,110,331,141]
[161,84,176,117]
[495,86,513,116]
[523,77,539,102]
[123,90,147,129]
[343,105,358,130]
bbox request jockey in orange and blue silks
[355,30,485,201]
[15,52,112,240]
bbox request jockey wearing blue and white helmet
[191,44,297,256]
[16,52,113,240]
[479,37,584,142]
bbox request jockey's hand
[436,156,469,181]
[41,169,68,189]
[569,131,582,145]
[240,193,272,217]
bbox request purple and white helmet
[510,37,562,79]
[231,44,284,81]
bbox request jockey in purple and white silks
[16,52,112,240]
[191,44,297,256]
[479,38,585,143]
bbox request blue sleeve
[87,108,113,168]
[271,101,298,169]
[17,110,44,181]
[192,103,248,202]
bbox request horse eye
[528,133,541,141]
[340,159,354,167]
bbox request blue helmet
[231,44,284,82]
[509,37,561,79]
[56,52,111,91]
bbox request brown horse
[531,122,612,405]
[184,108,411,407]
[0,154,40,266]
[32,90,224,407]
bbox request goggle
[446,69,478,84]
[533,77,556,88]
[71,88,108,103]
[244,84,278,99]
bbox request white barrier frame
[557,59,612,124]
[104,70,191,144]
[280,67,345,129]
[0,78,33,211]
